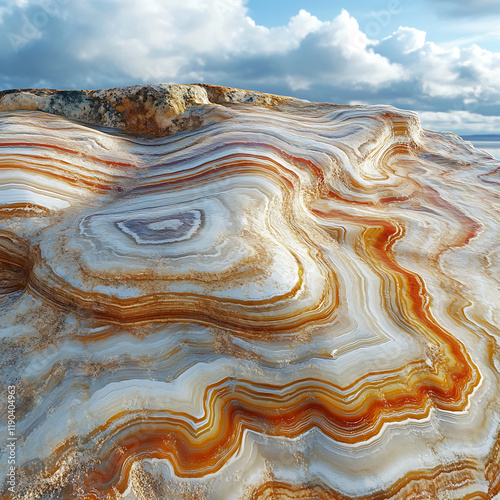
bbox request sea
[469,141,500,160]
[463,136,500,160]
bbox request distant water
[469,141,500,160]
[462,136,500,159]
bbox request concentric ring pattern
[0,85,499,499]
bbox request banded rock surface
[0,84,499,499]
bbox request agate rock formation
[0,84,499,499]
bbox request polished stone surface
[0,84,499,499]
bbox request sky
[1,0,500,136]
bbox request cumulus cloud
[0,3,405,92]
[376,27,426,58]
[373,29,500,102]
[196,9,405,95]
[0,0,499,134]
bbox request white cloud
[0,0,500,135]
[287,9,322,39]
[373,27,500,105]
[378,27,426,55]
[418,110,500,135]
